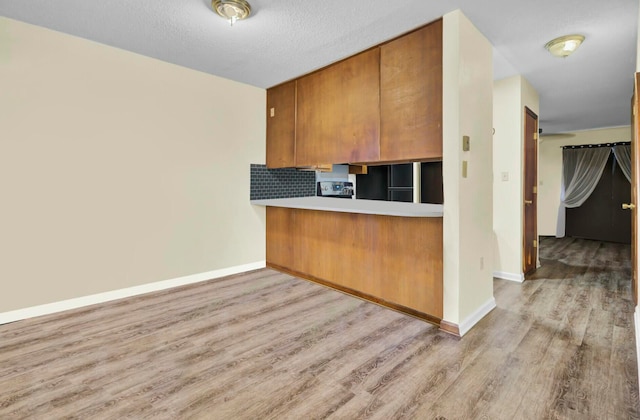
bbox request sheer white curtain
[556,147,611,237]
[613,144,632,183]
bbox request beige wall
[492,75,539,279]
[538,126,631,236]
[442,10,494,333]
[0,18,266,313]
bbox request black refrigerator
[356,162,443,204]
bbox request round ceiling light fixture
[212,0,251,26]
[544,34,585,58]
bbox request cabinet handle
[524,200,533,205]
[622,203,636,210]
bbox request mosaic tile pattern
[250,164,316,200]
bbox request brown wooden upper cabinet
[266,80,296,168]
[265,18,443,168]
[296,48,381,166]
[380,19,443,162]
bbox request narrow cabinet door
[296,48,381,166]
[266,81,296,168]
[380,19,443,162]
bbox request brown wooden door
[379,19,443,162]
[631,73,639,304]
[266,81,296,168]
[523,107,538,275]
[296,48,381,166]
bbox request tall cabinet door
[296,48,381,166]
[380,19,443,162]
[266,81,296,168]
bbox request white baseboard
[0,261,266,325]
[459,296,497,337]
[493,271,525,283]
[635,306,640,399]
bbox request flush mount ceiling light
[212,0,251,26]
[544,34,585,58]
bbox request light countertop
[251,197,443,218]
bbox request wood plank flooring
[1,237,639,419]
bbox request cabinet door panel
[380,19,443,162]
[266,81,296,168]
[265,207,295,267]
[297,49,380,166]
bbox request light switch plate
[501,172,509,181]
[462,135,470,151]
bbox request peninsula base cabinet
[266,206,443,323]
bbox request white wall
[492,75,539,280]
[442,10,495,335]
[0,18,266,313]
[492,77,522,279]
[538,126,631,236]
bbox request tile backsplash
[250,164,315,200]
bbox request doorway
[523,107,538,275]
[632,73,639,305]
[565,149,631,243]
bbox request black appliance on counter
[317,181,354,198]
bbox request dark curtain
[565,152,631,243]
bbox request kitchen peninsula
[252,198,443,324]
[261,11,496,337]
[259,18,446,325]
[259,10,495,336]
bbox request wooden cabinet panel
[296,49,381,166]
[380,19,443,162]
[266,207,443,321]
[265,207,295,267]
[265,20,444,167]
[266,81,296,168]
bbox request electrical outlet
[480,257,484,270]
[462,161,468,178]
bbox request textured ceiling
[0,0,637,134]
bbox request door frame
[523,107,539,275]
[632,73,639,305]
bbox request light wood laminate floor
[1,237,639,419]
